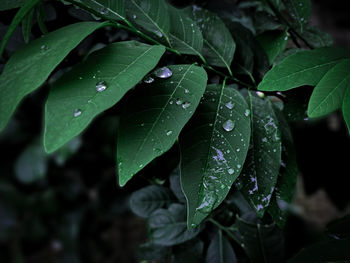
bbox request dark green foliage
[0,0,349,262]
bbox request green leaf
[170,167,186,203]
[282,0,311,33]
[76,0,126,21]
[148,203,203,246]
[235,214,284,263]
[206,230,238,263]
[185,6,236,73]
[326,215,350,239]
[0,22,106,132]
[268,108,298,228]
[117,64,207,186]
[236,93,281,217]
[180,84,251,228]
[130,185,175,218]
[308,59,350,118]
[300,26,333,48]
[0,0,26,11]
[126,0,171,45]
[257,30,289,65]
[21,8,35,44]
[287,237,350,263]
[45,41,165,153]
[0,0,41,57]
[342,87,350,133]
[173,239,204,263]
[168,6,203,57]
[258,47,350,92]
[14,139,48,184]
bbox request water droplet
[169,100,174,105]
[245,109,251,117]
[166,130,173,136]
[256,91,265,98]
[182,102,191,109]
[40,45,48,51]
[132,14,137,19]
[153,67,172,79]
[184,89,189,94]
[228,168,234,174]
[154,30,163,37]
[143,76,154,84]
[220,184,225,189]
[96,80,107,92]
[176,98,183,105]
[191,223,197,228]
[237,164,241,169]
[284,36,288,41]
[222,119,235,132]
[99,7,109,15]
[73,109,82,117]
[87,99,92,103]
[140,123,145,127]
[225,101,234,109]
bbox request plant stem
[208,218,241,244]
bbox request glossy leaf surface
[0,22,106,132]
[45,41,165,153]
[282,0,311,32]
[180,84,251,228]
[258,48,350,92]
[77,0,126,21]
[257,30,288,65]
[308,59,350,118]
[206,230,237,263]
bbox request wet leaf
[282,0,311,33]
[257,30,288,65]
[206,230,237,263]
[77,0,126,21]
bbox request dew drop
[132,14,137,19]
[40,44,48,51]
[182,102,191,109]
[143,76,154,84]
[184,89,189,94]
[166,130,173,136]
[154,30,163,37]
[96,80,107,92]
[153,67,172,79]
[73,109,82,118]
[191,223,197,228]
[256,91,265,98]
[225,101,234,109]
[228,168,234,175]
[176,98,183,105]
[245,109,251,117]
[222,119,235,132]
[99,7,109,15]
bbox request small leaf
[44,41,165,153]
[236,93,281,217]
[130,185,175,218]
[76,0,126,21]
[258,47,350,92]
[206,230,238,263]
[148,203,203,246]
[268,108,298,228]
[282,0,311,33]
[168,6,203,57]
[308,59,350,118]
[235,214,285,263]
[126,0,171,45]
[0,22,107,132]
[257,30,289,65]
[117,64,207,186]
[0,0,41,57]
[342,87,350,133]
[0,0,27,11]
[180,84,251,227]
[186,6,236,73]
[287,237,350,263]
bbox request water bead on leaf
[96,80,107,92]
[153,67,173,79]
[73,109,82,118]
[222,119,235,132]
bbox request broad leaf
[342,87,350,133]
[130,185,175,218]
[300,26,333,48]
[235,214,284,263]
[76,0,126,21]
[308,59,350,118]
[282,0,311,33]
[236,93,281,217]
[0,0,27,11]
[287,237,350,263]
[117,64,207,186]
[206,230,237,263]
[0,0,41,57]
[148,203,203,246]
[186,6,236,73]
[168,6,203,57]
[268,108,298,228]
[0,22,106,132]
[326,215,350,239]
[258,47,350,92]
[126,0,171,46]
[180,84,251,228]
[257,30,288,65]
[44,41,165,153]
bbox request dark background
[0,0,349,262]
